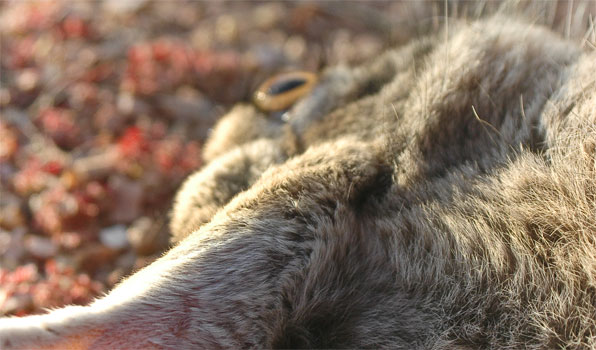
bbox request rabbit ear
[0,306,102,350]
[0,301,168,350]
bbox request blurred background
[0,0,594,316]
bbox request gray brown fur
[1,4,596,350]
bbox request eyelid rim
[254,71,318,112]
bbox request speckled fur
[1,5,595,350]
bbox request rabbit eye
[254,71,317,112]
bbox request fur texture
[1,4,595,349]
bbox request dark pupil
[267,78,306,95]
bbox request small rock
[99,224,129,250]
[16,69,40,92]
[0,229,25,269]
[0,192,24,230]
[117,92,151,116]
[253,3,283,30]
[0,88,10,106]
[0,293,33,316]
[108,175,143,223]
[74,243,118,274]
[190,27,213,51]
[284,35,307,61]
[56,231,82,250]
[0,230,11,255]
[215,15,238,43]
[157,90,214,123]
[72,148,119,181]
[103,0,147,15]
[116,92,134,114]
[24,235,57,259]
[115,251,137,270]
[127,216,168,256]
[249,44,287,68]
